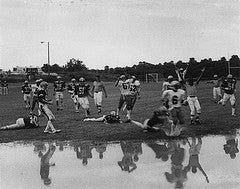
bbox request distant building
[12,66,45,75]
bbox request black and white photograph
[0,0,240,188]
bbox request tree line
[41,55,240,82]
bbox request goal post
[145,73,159,83]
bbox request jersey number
[172,95,178,104]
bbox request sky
[0,0,239,71]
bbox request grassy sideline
[0,82,240,143]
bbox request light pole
[41,41,50,75]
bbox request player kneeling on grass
[219,74,236,116]
[0,114,39,130]
[131,107,185,136]
[83,111,121,124]
[38,82,61,134]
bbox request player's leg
[170,108,178,125]
[55,92,60,110]
[221,93,228,106]
[0,87,2,95]
[187,97,195,124]
[117,95,125,115]
[0,118,25,130]
[230,94,236,116]
[96,92,103,114]
[194,98,201,124]
[83,116,105,122]
[72,95,79,113]
[82,97,90,117]
[213,88,217,102]
[59,92,64,110]
[216,87,222,101]
[125,95,134,122]
[27,94,31,109]
[41,105,60,133]
[131,120,145,128]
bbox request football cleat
[195,119,201,125]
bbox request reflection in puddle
[0,133,240,189]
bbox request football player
[83,111,121,124]
[2,80,8,95]
[91,75,107,114]
[31,79,42,115]
[21,80,32,109]
[115,75,135,122]
[185,67,205,125]
[162,75,174,92]
[67,78,79,112]
[0,113,39,130]
[162,81,187,127]
[131,106,185,136]
[0,80,2,95]
[206,74,222,103]
[76,77,93,118]
[53,76,65,110]
[219,74,236,116]
[38,81,61,134]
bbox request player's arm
[91,82,95,93]
[115,77,121,87]
[38,93,52,105]
[196,67,205,85]
[21,86,25,94]
[102,84,107,98]
[182,63,189,79]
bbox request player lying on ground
[0,114,39,130]
[131,106,185,136]
[83,111,121,124]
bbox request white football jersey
[162,81,172,92]
[162,89,186,109]
[117,80,131,95]
[129,79,140,95]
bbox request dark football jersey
[77,84,90,97]
[2,82,8,87]
[147,114,164,127]
[23,116,38,128]
[67,83,78,95]
[38,89,48,104]
[104,114,121,123]
[22,84,31,94]
[221,78,236,94]
[54,81,65,92]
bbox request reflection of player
[77,77,93,118]
[94,142,108,159]
[165,141,187,189]
[92,75,107,114]
[0,114,39,130]
[131,106,185,136]
[146,141,170,161]
[67,78,79,112]
[219,74,236,116]
[83,111,121,124]
[21,80,32,109]
[40,143,56,186]
[206,75,222,102]
[185,68,205,125]
[185,137,209,183]
[74,141,94,166]
[33,141,47,158]
[224,131,239,159]
[162,81,187,126]
[118,141,137,173]
[38,82,61,134]
[53,76,66,110]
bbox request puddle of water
[0,135,240,189]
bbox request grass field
[0,81,240,143]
